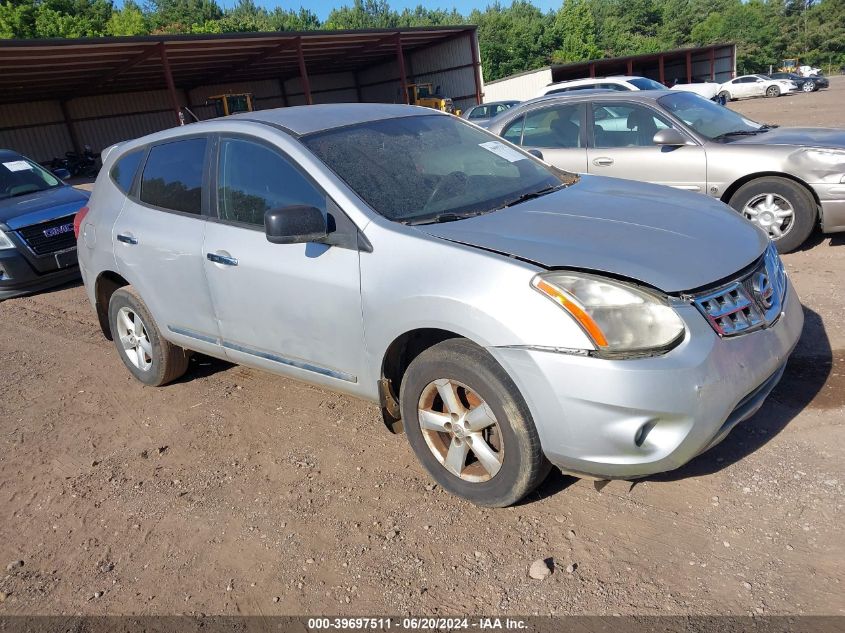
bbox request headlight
[0,230,16,250]
[531,272,685,356]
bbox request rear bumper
[489,282,804,479]
[0,245,79,299]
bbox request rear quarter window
[110,150,144,194]
[139,138,207,214]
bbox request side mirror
[652,129,687,146]
[526,148,544,160]
[53,168,71,180]
[265,205,327,245]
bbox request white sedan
[717,74,797,101]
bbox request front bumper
[490,281,804,479]
[0,245,79,300]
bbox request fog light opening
[634,420,657,448]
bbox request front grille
[16,214,77,255]
[692,243,787,337]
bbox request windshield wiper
[711,129,770,141]
[500,184,565,209]
[404,210,490,226]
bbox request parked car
[717,74,797,100]
[537,75,666,97]
[462,100,520,127]
[0,149,88,299]
[77,104,803,507]
[486,90,845,252]
[670,79,721,100]
[767,72,829,93]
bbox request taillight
[73,206,89,239]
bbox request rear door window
[110,150,144,194]
[139,138,207,214]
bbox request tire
[765,85,780,98]
[718,90,731,102]
[728,177,816,253]
[400,338,551,507]
[108,287,190,386]
[802,80,815,93]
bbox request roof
[232,102,439,135]
[0,26,476,105]
[513,89,674,109]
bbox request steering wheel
[422,171,468,212]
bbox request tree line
[1,0,843,81]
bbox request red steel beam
[710,47,715,80]
[659,54,665,84]
[395,33,409,105]
[686,49,692,83]
[160,43,182,126]
[296,37,312,105]
[470,32,482,105]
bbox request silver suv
[77,104,803,507]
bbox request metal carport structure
[0,27,482,161]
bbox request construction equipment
[779,58,799,73]
[406,83,458,114]
[207,93,254,117]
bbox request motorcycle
[49,145,100,178]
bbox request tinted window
[217,138,325,226]
[468,106,489,119]
[521,104,583,148]
[597,83,630,91]
[628,77,666,90]
[110,150,143,194]
[592,103,671,148]
[140,138,206,214]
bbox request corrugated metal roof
[0,26,476,105]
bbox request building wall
[482,68,553,102]
[0,31,480,163]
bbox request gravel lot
[1,78,843,617]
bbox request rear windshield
[628,77,667,90]
[302,115,563,224]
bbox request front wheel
[108,287,190,386]
[765,85,781,98]
[400,338,551,507]
[802,81,815,93]
[718,90,731,103]
[729,177,816,253]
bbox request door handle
[207,252,238,266]
[116,234,138,245]
[592,157,614,167]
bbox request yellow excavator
[208,93,254,117]
[406,83,459,115]
[779,59,799,73]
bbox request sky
[219,0,562,21]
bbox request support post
[279,78,288,107]
[395,33,409,104]
[589,62,596,78]
[353,71,363,103]
[626,59,633,75]
[686,49,692,83]
[59,99,82,155]
[710,47,715,81]
[658,54,665,85]
[159,43,182,126]
[470,31,482,105]
[296,37,312,105]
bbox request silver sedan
[486,90,845,252]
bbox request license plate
[55,248,77,269]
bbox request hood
[415,175,768,293]
[0,185,89,229]
[731,127,845,149]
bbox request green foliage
[0,0,843,80]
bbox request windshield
[657,92,765,140]
[302,115,566,224]
[0,156,62,200]
[629,77,666,90]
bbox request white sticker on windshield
[2,160,33,172]
[478,140,526,163]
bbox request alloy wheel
[116,306,153,371]
[802,81,814,92]
[417,378,504,482]
[742,193,795,239]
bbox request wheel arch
[720,171,821,210]
[94,270,130,340]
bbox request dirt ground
[1,78,844,618]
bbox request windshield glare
[303,115,564,223]
[657,92,763,140]
[0,157,61,200]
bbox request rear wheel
[802,80,815,93]
[765,85,781,98]
[729,177,816,252]
[718,90,732,102]
[400,338,551,507]
[108,287,190,386]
